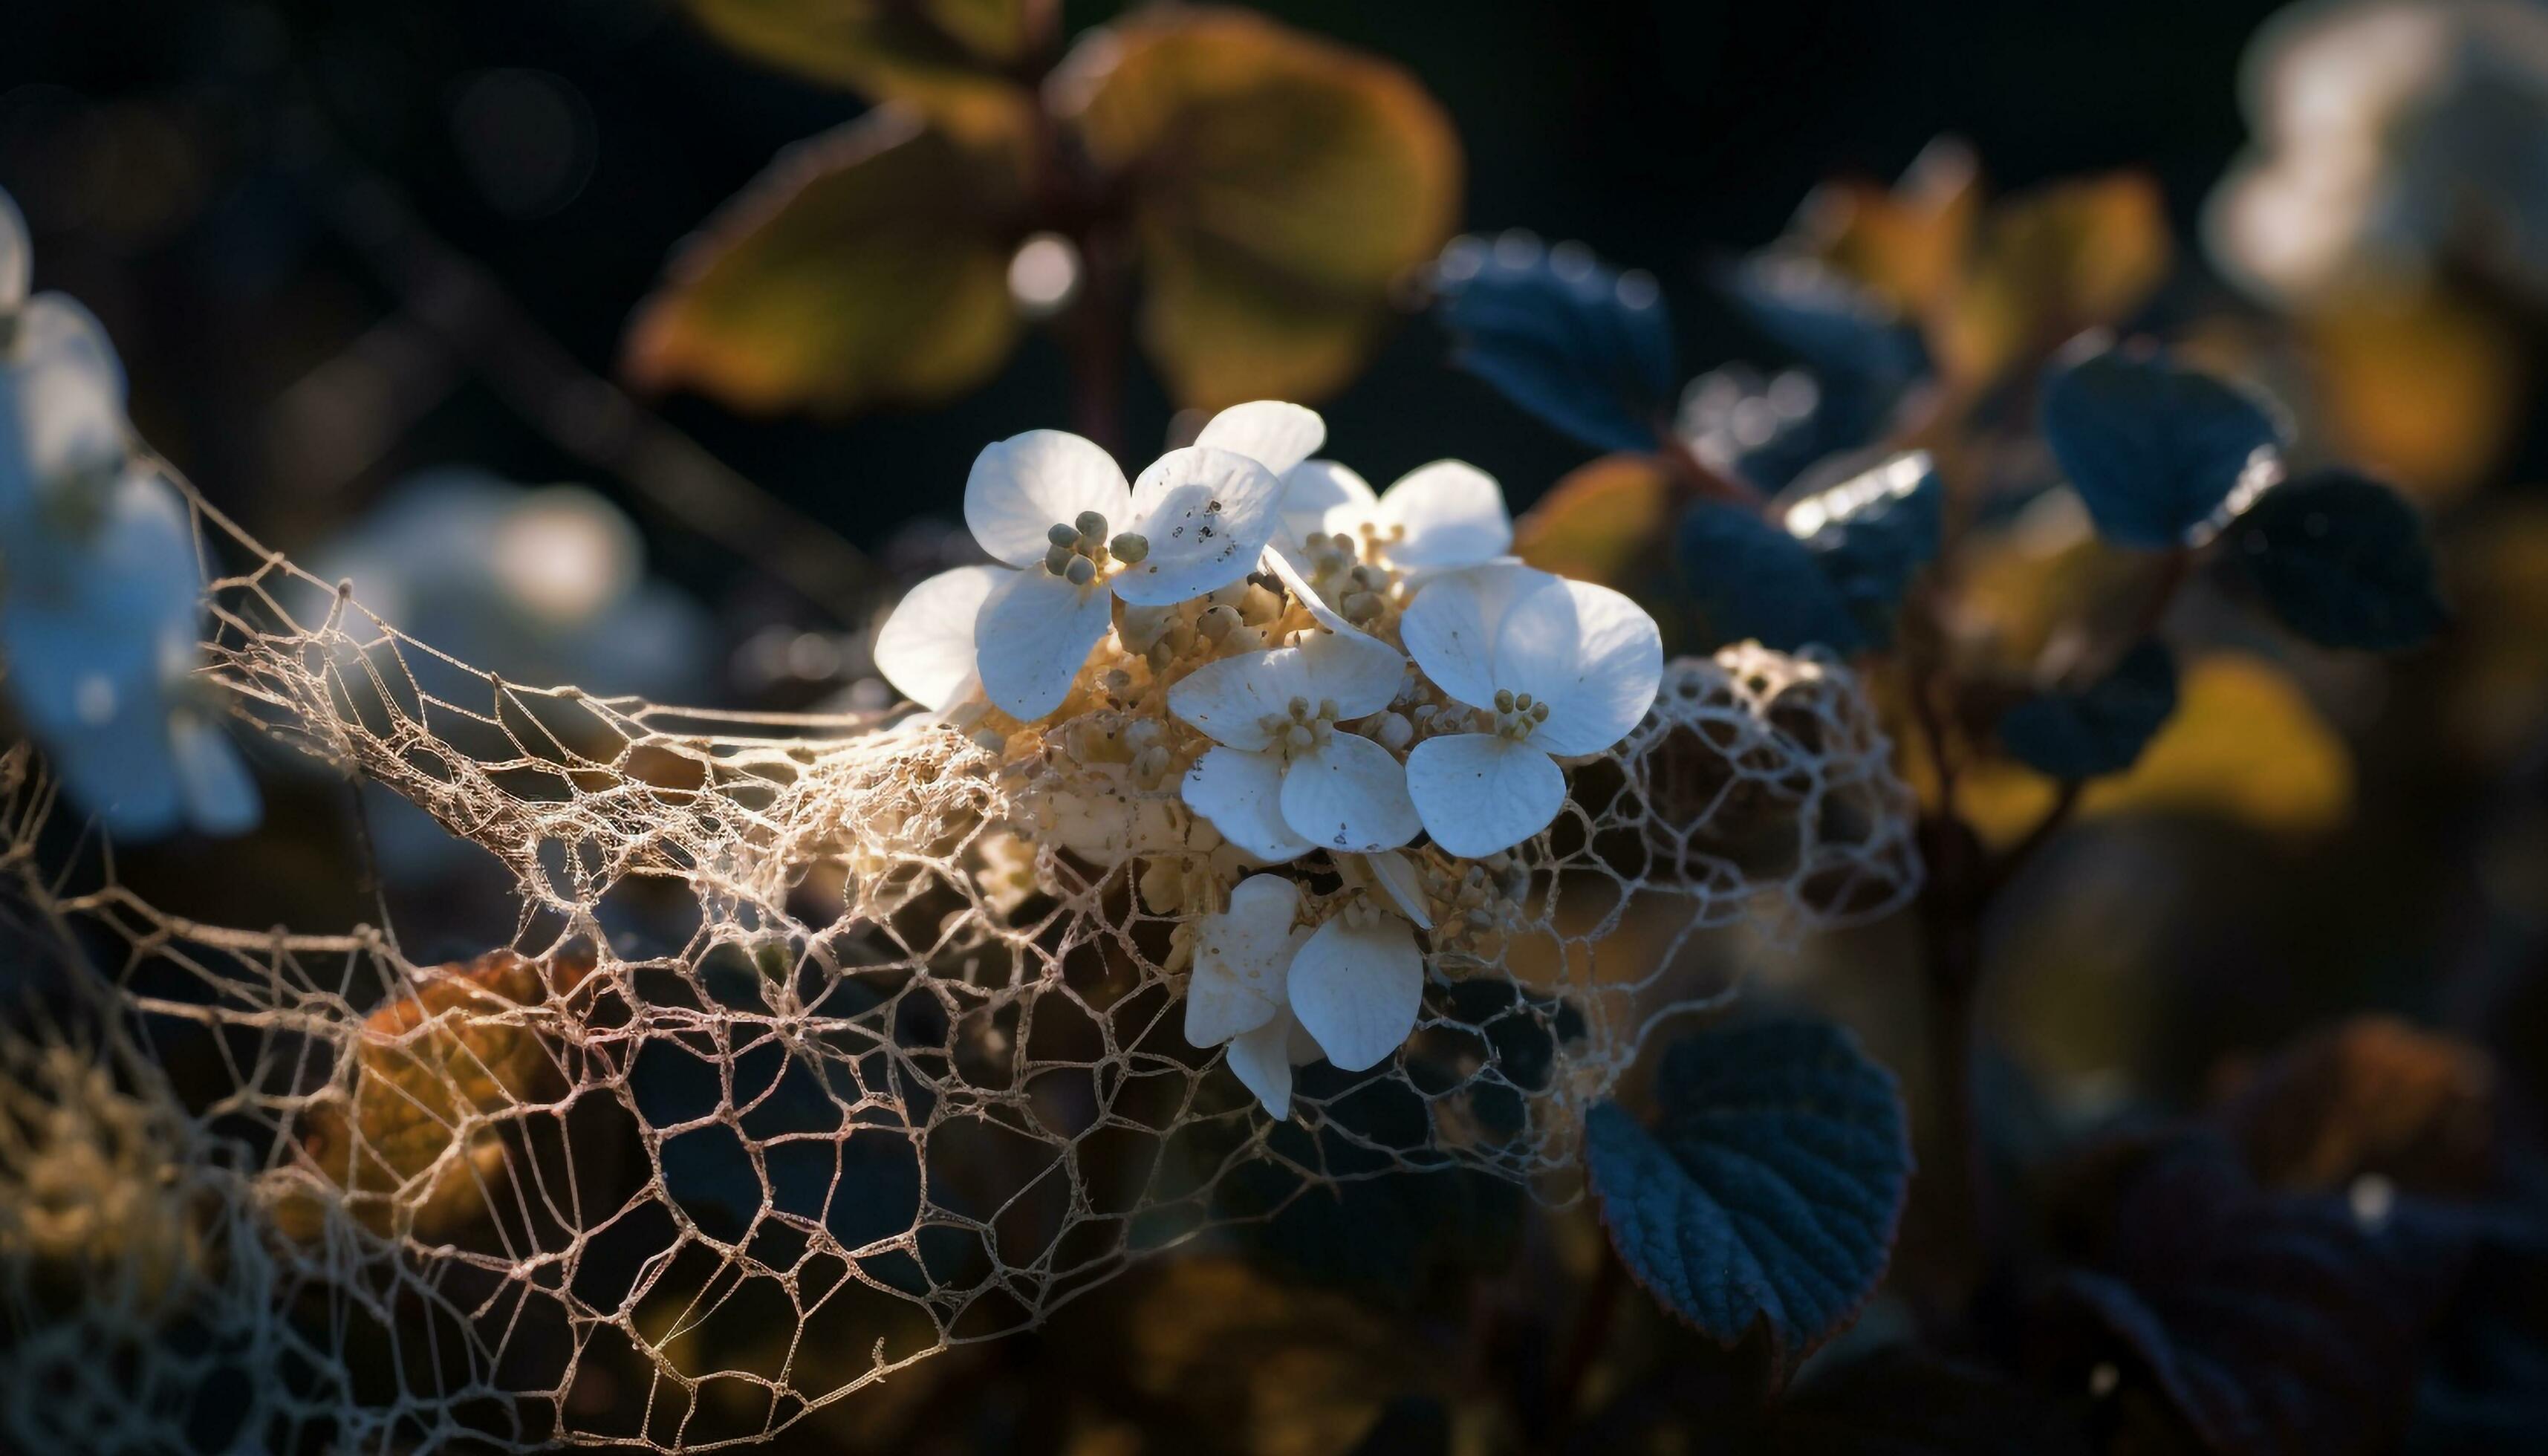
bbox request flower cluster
[0,189,255,839]
[876,402,1662,1117]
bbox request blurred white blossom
[2207,0,2548,304]
[0,189,258,839]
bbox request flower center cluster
[1491,688,1552,741]
[1301,533,1397,625]
[1258,694,1342,761]
[1042,510,1151,587]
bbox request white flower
[1286,894,1425,1075]
[1398,563,1663,857]
[1184,874,1428,1117]
[1170,618,1419,861]
[1285,458,1514,573]
[0,231,259,840]
[1195,400,1515,574]
[872,430,1285,720]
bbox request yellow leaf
[1512,453,1677,588]
[281,946,593,1238]
[1942,170,2171,386]
[1059,7,1461,409]
[1791,136,1981,319]
[1911,653,2353,846]
[682,0,1034,131]
[624,105,1027,415]
[2305,284,2525,506]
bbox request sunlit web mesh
[0,484,1919,1451]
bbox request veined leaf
[1586,1018,1911,1381]
[1431,232,1678,454]
[2229,468,2448,651]
[681,0,1033,130]
[624,105,1028,415]
[2040,340,2285,550]
[1059,7,1460,409]
[1998,640,2177,781]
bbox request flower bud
[1197,604,1241,641]
[1372,711,1412,750]
[1048,522,1081,548]
[1075,510,1109,539]
[1110,531,1149,564]
[1494,688,1516,712]
[1064,556,1097,587]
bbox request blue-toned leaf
[1999,639,2177,780]
[1431,231,1677,455]
[1723,252,1930,403]
[2229,468,2447,651]
[2040,341,2284,549]
[1780,451,1942,649]
[1677,501,1867,654]
[1677,364,1845,496]
[1585,1018,1911,1379]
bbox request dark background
[1,0,2289,640]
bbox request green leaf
[2230,468,2448,651]
[681,0,1033,129]
[624,106,1026,415]
[1058,7,1461,409]
[1585,1018,1912,1382]
[1998,639,2178,781]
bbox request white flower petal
[963,430,1132,568]
[1296,625,1405,722]
[1284,1013,1324,1065]
[1166,646,1312,751]
[1225,1014,1299,1119]
[1181,745,1313,861]
[1261,547,1356,636]
[1281,458,1376,543]
[1117,446,1285,605]
[1281,732,1420,854]
[1397,561,1555,712]
[1287,911,1424,1073]
[18,294,126,400]
[1405,732,1567,857]
[1196,400,1326,477]
[873,564,1002,712]
[1184,874,1309,1047]
[1356,849,1434,929]
[1494,576,1665,756]
[1374,461,1512,570]
[974,565,1114,721]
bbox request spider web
[0,483,1920,1451]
